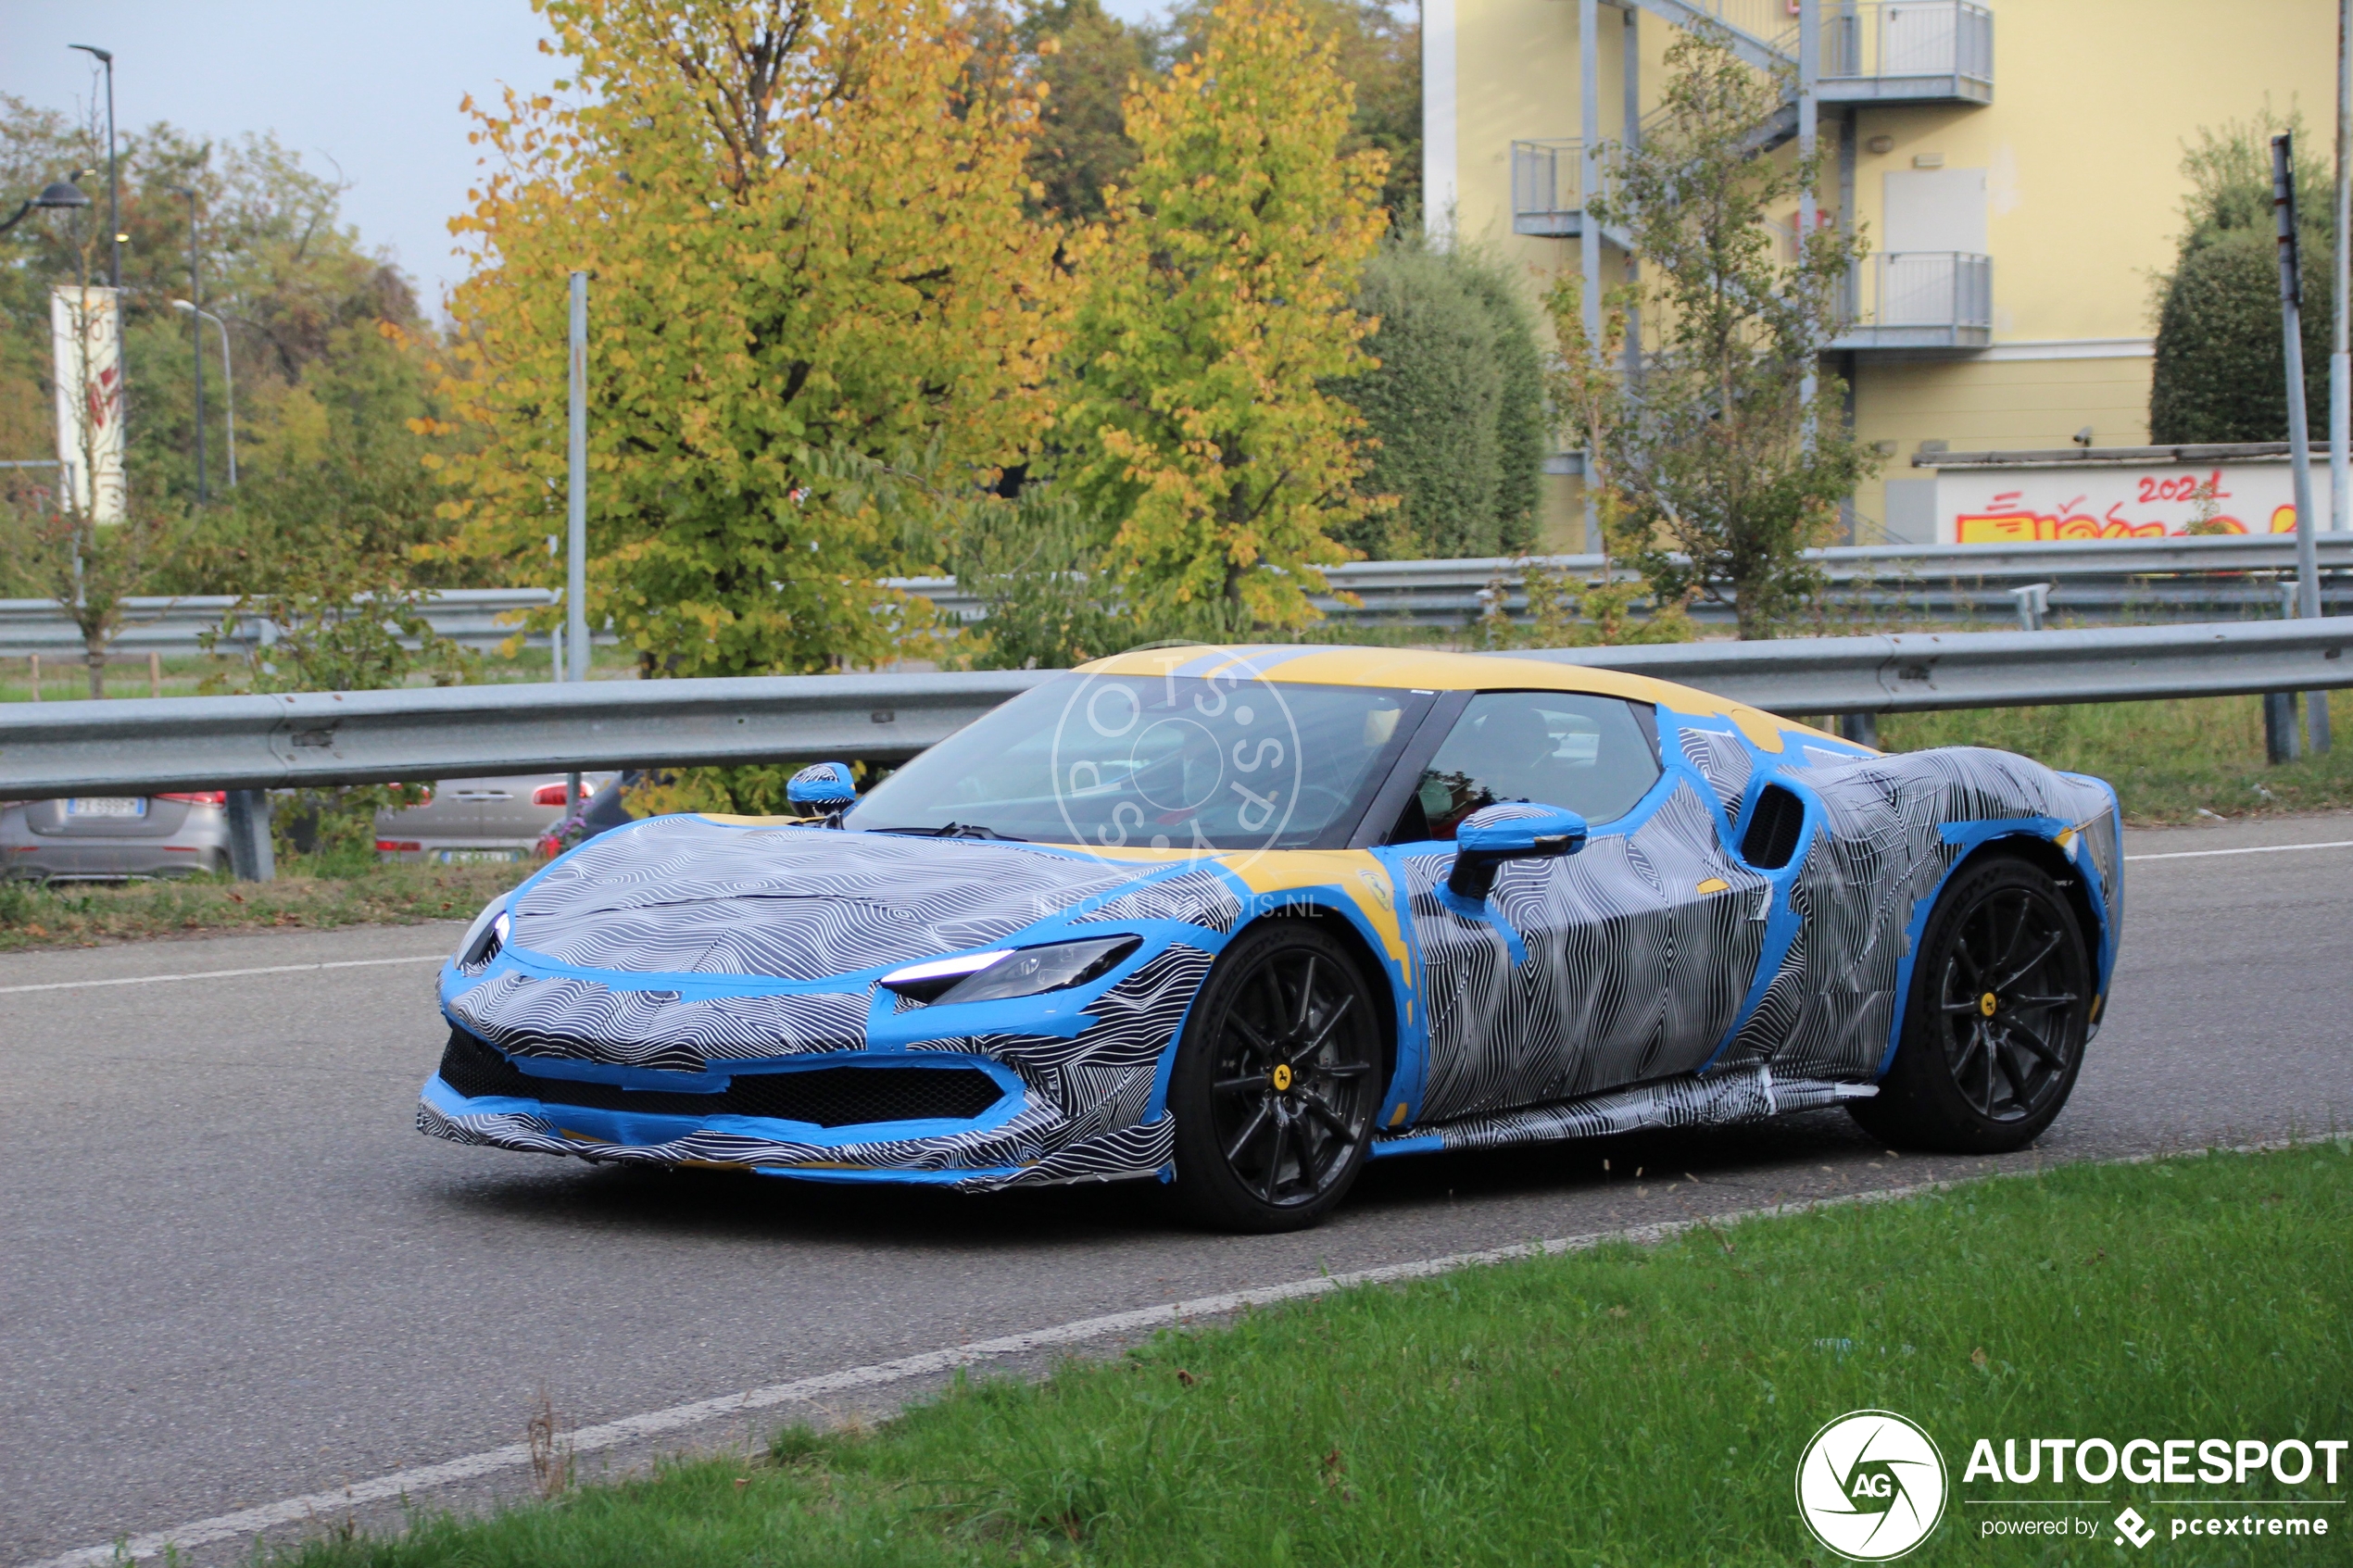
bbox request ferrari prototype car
[420,646,2121,1231]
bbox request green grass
[0,859,531,950]
[282,1145,2353,1566]
[1883,690,2353,825]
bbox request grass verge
[0,859,530,951]
[1882,690,2353,825]
[284,1143,2353,1566]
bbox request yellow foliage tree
[433,0,1072,675]
[1056,0,1390,631]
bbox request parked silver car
[0,792,232,881]
[374,775,616,865]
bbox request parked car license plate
[436,848,522,864]
[67,797,147,818]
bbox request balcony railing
[1818,1,1994,103]
[1830,251,1992,351]
[1512,139,1592,237]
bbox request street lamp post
[171,300,235,487]
[67,45,120,289]
[166,184,206,504]
[0,178,91,238]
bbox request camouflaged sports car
[420,646,2122,1232]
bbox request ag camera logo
[1796,1410,1949,1561]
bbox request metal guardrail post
[1837,711,1880,747]
[2007,583,2051,631]
[225,788,275,883]
[2264,693,2302,765]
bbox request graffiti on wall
[1940,463,2326,546]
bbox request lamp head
[32,182,90,210]
[70,44,114,64]
[171,299,195,314]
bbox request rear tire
[1167,923,1383,1233]
[1851,853,2091,1154]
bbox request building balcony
[1818,1,1994,105]
[1631,1,1993,106]
[1509,140,1633,242]
[1827,250,1992,351]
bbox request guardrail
[0,589,573,660]
[5,618,2350,798]
[7,537,2352,661]
[1520,616,2353,716]
[900,535,2353,631]
[0,669,1053,797]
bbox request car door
[1373,690,1767,1124]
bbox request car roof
[1077,643,1731,713]
[1076,644,1839,753]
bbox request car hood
[500,813,1242,985]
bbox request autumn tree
[1013,0,1150,223]
[1586,30,1874,639]
[434,0,1072,677]
[1055,0,1388,631]
[0,97,422,513]
[1162,0,1419,224]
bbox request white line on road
[23,1187,1933,1568]
[0,954,447,997]
[2126,838,2353,863]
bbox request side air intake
[1740,784,1807,871]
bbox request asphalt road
[6,811,2351,1563]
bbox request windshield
[849,672,1431,852]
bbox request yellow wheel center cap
[1979,992,1998,1018]
[1271,1063,1294,1092]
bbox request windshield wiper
[870,822,1026,842]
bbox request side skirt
[1366,1066,1877,1160]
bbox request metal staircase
[1516,0,1997,360]
[1628,0,1994,104]
[1514,0,1997,548]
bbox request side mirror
[1448,803,1588,900]
[787,760,858,814]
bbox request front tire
[1851,853,2092,1154]
[1168,923,1383,1233]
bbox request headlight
[454,897,511,970]
[880,935,1139,1006]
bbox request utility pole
[1578,0,1602,553]
[2334,0,2350,540]
[1796,0,1820,439]
[169,185,207,504]
[2274,132,2330,756]
[565,270,590,811]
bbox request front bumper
[419,1072,1171,1194]
[417,1022,1178,1192]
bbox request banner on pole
[50,284,126,523]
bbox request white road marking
[2125,838,2353,863]
[24,1188,1935,1568]
[0,954,447,997]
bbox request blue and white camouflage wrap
[420,684,2121,1187]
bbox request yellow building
[1423,0,2340,546]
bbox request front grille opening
[1740,784,1807,871]
[436,1029,1006,1128]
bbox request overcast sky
[1,0,1169,312]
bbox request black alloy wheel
[1168,923,1385,1232]
[1852,854,2093,1154]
